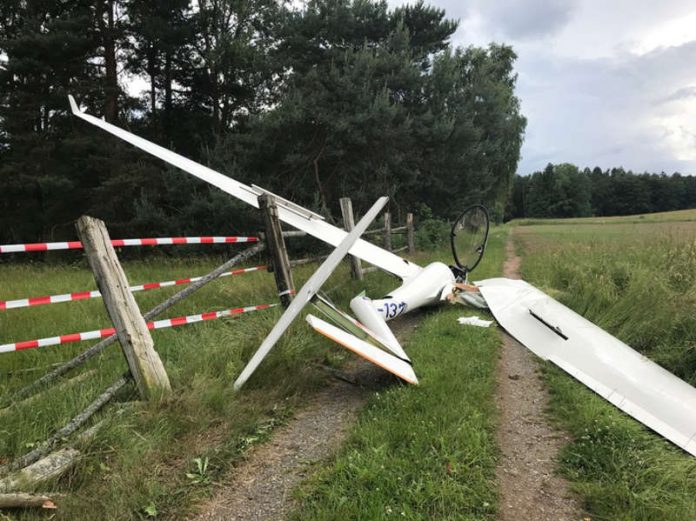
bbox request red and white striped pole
[0,265,268,311]
[0,303,277,354]
[0,236,259,254]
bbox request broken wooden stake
[339,197,364,281]
[317,364,359,386]
[259,194,295,308]
[76,216,171,400]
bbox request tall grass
[516,221,696,520]
[290,228,507,520]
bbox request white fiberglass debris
[457,316,493,328]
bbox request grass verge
[516,220,696,521]
[290,228,506,521]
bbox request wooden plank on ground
[0,492,63,509]
[0,449,79,493]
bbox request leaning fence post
[406,212,415,255]
[383,212,392,251]
[339,197,364,281]
[76,216,171,401]
[259,194,295,308]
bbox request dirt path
[495,240,582,521]
[188,316,421,521]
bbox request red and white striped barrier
[0,266,268,311]
[0,303,277,354]
[0,236,259,254]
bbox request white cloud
[632,10,696,55]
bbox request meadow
[0,229,506,520]
[514,207,696,226]
[0,244,400,519]
[514,214,696,520]
[6,210,695,521]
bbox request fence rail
[0,303,276,354]
[0,266,267,311]
[0,235,259,254]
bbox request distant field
[516,218,696,520]
[513,207,696,226]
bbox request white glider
[70,95,696,457]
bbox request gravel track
[188,315,421,521]
[494,239,582,521]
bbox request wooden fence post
[259,194,295,308]
[76,216,171,401]
[339,197,364,281]
[383,212,392,251]
[406,212,415,255]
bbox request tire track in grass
[495,238,582,521]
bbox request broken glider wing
[233,196,388,390]
[477,277,696,457]
[306,314,418,385]
[312,293,410,362]
[67,95,421,281]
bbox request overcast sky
[389,0,696,175]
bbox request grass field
[8,207,694,520]
[513,207,696,226]
[290,228,506,520]
[515,212,696,520]
[0,245,401,520]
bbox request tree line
[0,0,526,244]
[507,164,696,220]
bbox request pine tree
[0,0,99,242]
[124,0,192,137]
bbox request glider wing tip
[67,95,80,114]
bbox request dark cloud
[479,0,577,40]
